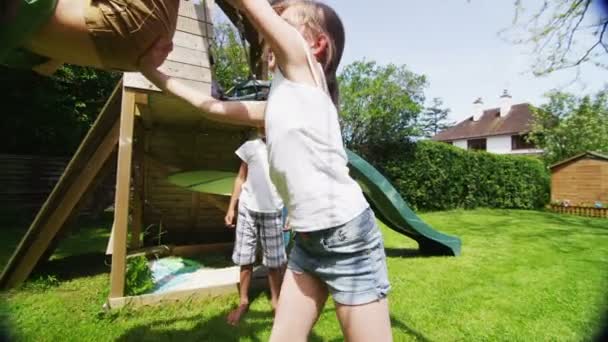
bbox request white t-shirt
[235,138,283,213]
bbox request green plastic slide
[346,149,461,256]
[168,151,461,256]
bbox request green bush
[380,140,550,211]
[125,256,154,296]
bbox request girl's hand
[138,37,173,72]
[225,211,236,228]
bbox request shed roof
[549,151,608,170]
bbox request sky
[216,1,608,122]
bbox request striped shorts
[232,204,287,268]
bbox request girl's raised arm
[226,0,311,81]
[139,39,265,127]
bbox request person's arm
[225,162,248,228]
[139,39,265,127]
[225,0,312,83]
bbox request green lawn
[1,209,607,341]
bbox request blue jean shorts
[288,208,391,305]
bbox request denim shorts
[288,208,391,305]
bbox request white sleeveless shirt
[264,34,369,232]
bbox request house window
[467,138,486,151]
[445,141,453,145]
[511,134,535,150]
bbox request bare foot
[226,303,249,326]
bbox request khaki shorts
[85,0,179,71]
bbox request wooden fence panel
[549,204,608,218]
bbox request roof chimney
[500,89,512,118]
[472,98,484,121]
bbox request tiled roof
[432,103,534,141]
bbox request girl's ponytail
[326,71,340,108]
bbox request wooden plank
[178,1,209,21]
[130,120,145,249]
[110,89,137,298]
[167,45,209,67]
[0,82,122,289]
[106,223,115,255]
[124,72,210,93]
[172,242,233,257]
[200,194,230,212]
[174,30,209,52]
[176,16,208,37]
[160,61,212,82]
[206,23,214,39]
[190,193,200,228]
[108,282,238,309]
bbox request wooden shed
[550,151,608,207]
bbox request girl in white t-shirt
[139,1,392,340]
[224,130,286,326]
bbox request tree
[418,98,454,138]
[503,0,608,76]
[338,60,427,160]
[528,89,608,164]
[211,22,250,93]
[0,65,119,155]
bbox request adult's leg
[227,264,254,326]
[24,0,103,68]
[335,299,392,342]
[269,270,328,342]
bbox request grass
[1,209,607,341]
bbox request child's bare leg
[270,269,328,342]
[267,267,283,312]
[335,298,393,342]
[227,264,253,326]
[24,0,103,69]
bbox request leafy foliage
[528,89,608,164]
[211,22,250,93]
[125,256,154,296]
[338,60,427,161]
[503,0,608,76]
[0,65,119,155]
[418,98,454,138]
[381,140,550,211]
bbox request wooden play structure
[0,0,266,307]
[1,0,463,308]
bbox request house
[432,91,543,155]
[550,151,608,207]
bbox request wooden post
[130,118,146,249]
[110,89,137,298]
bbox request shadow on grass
[384,247,438,259]
[391,315,433,342]
[115,287,329,342]
[32,252,110,282]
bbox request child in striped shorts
[224,131,286,325]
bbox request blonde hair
[272,0,345,106]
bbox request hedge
[378,140,550,211]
